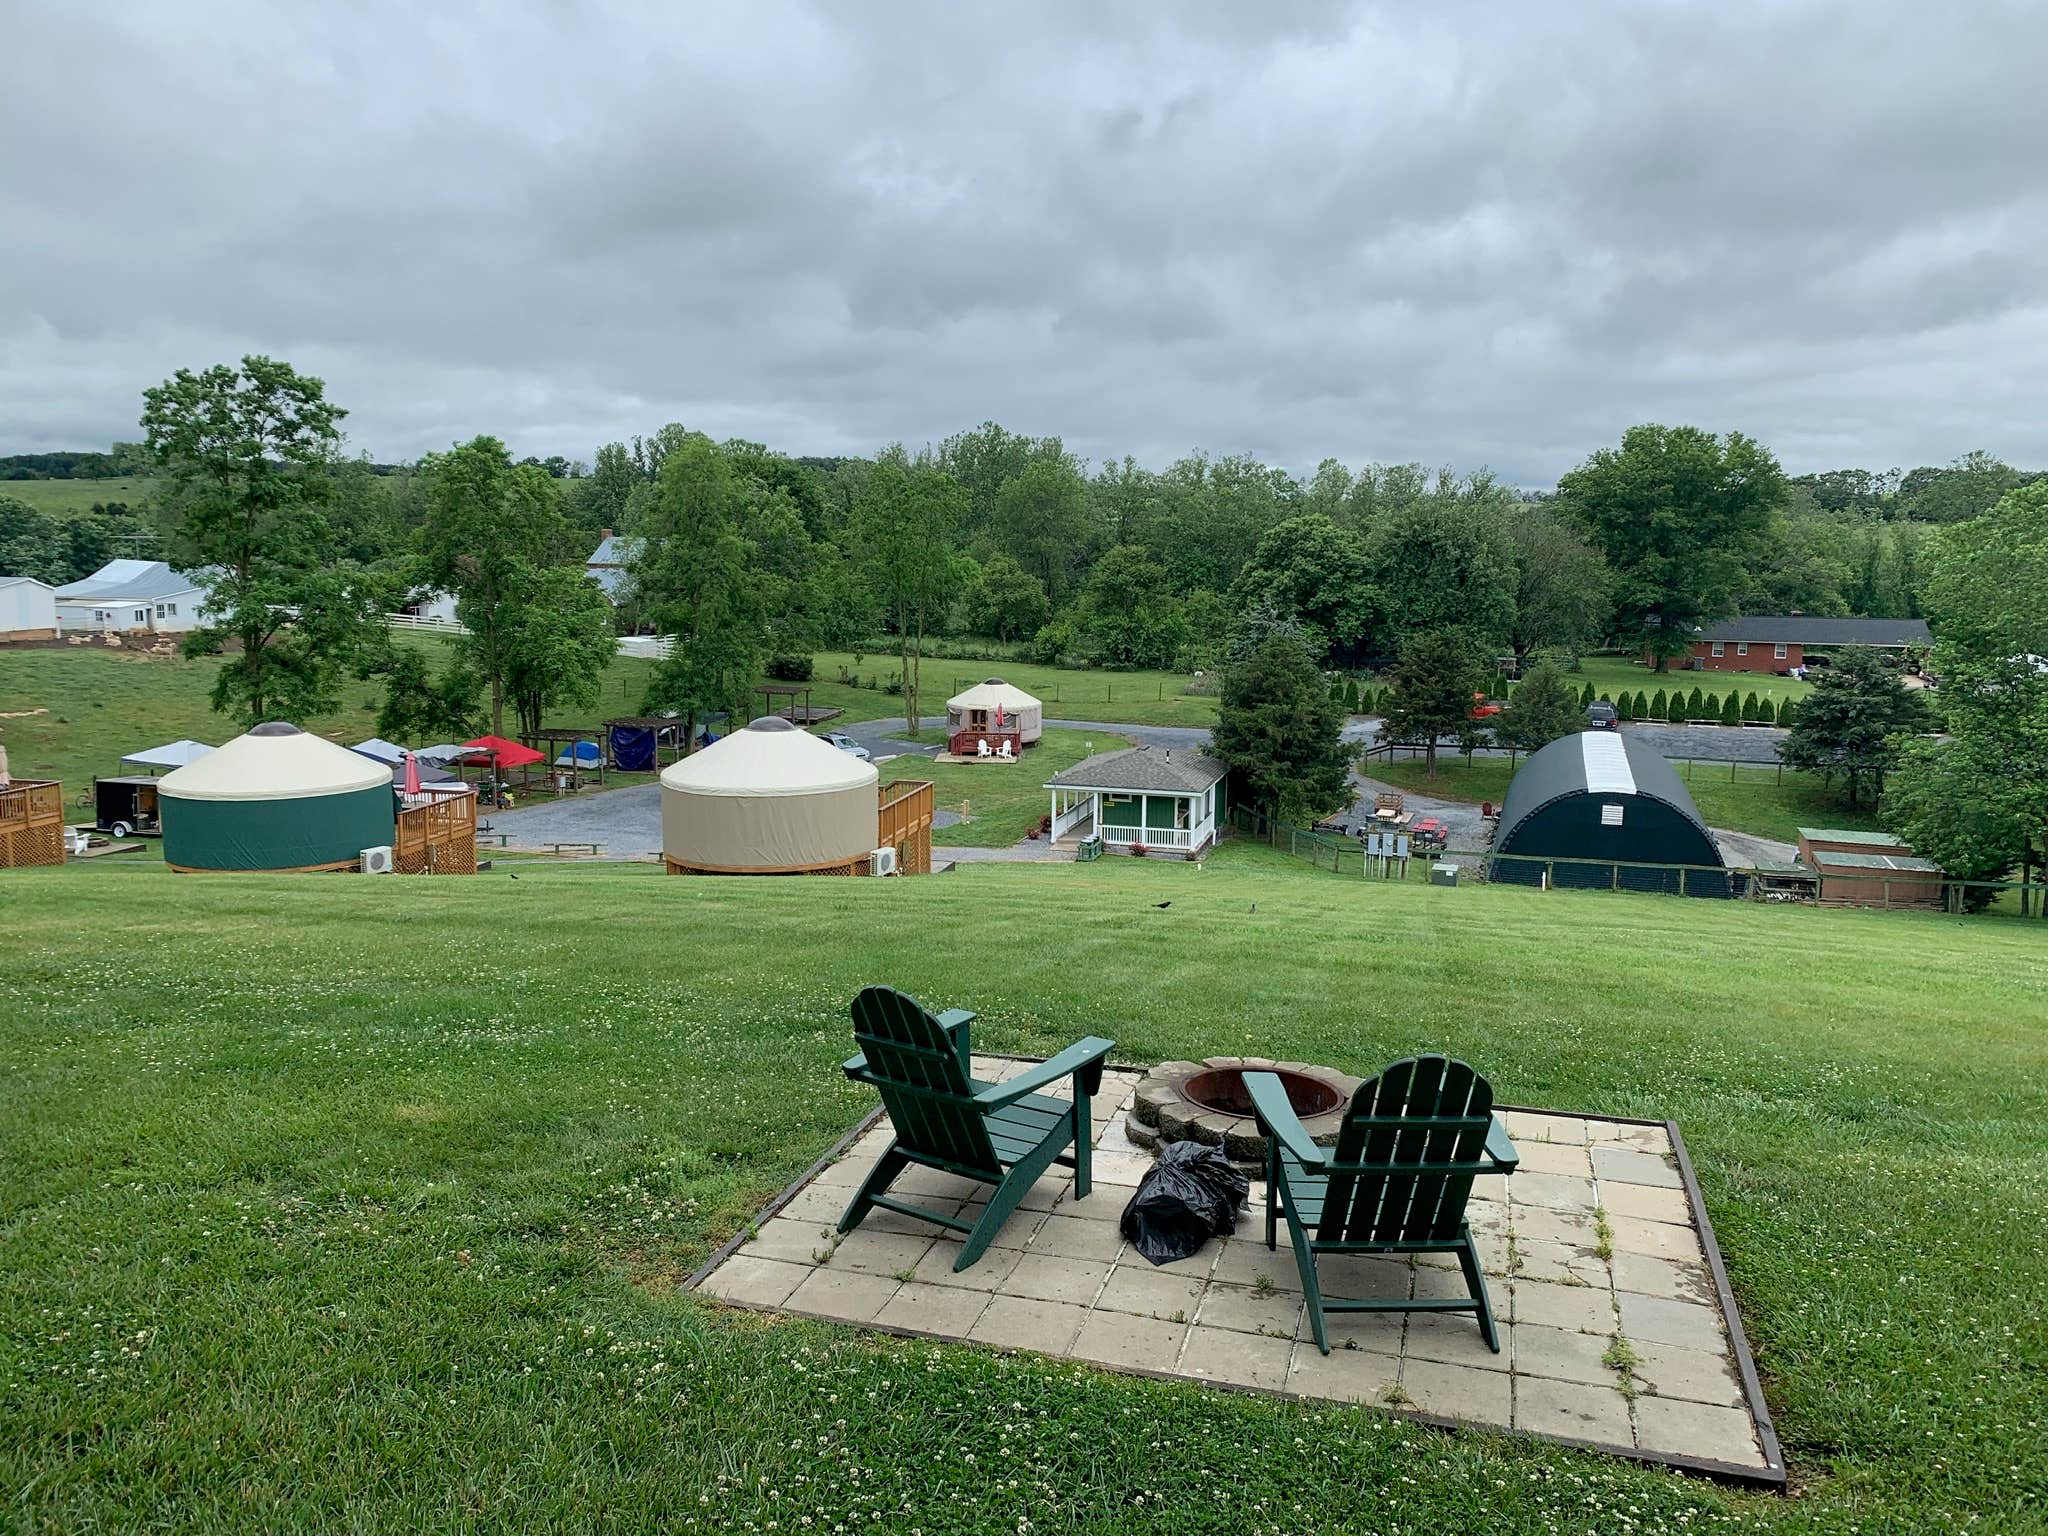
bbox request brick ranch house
[1647,615,1932,675]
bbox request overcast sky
[4,2,2046,484]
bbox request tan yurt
[159,722,395,873]
[945,677,1043,748]
[661,717,882,875]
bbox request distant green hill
[0,476,153,516]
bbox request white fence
[1052,798,1095,840]
[1102,824,1193,850]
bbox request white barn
[53,561,211,634]
[0,576,60,640]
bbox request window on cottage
[1774,643,1788,659]
[1736,642,1748,656]
[1710,642,1725,657]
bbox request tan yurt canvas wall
[661,717,880,873]
[944,678,1044,744]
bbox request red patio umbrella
[402,751,421,798]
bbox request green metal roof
[1811,851,1940,872]
[1797,827,1905,846]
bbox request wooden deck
[0,780,65,869]
[394,787,478,875]
[878,779,935,875]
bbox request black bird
[1153,900,1171,909]
[1249,901,1257,914]
[509,873,520,880]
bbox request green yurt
[159,722,395,872]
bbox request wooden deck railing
[0,780,66,868]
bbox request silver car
[824,731,872,761]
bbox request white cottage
[1045,744,1227,858]
[0,576,59,640]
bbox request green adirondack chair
[1246,1055,1518,1355]
[839,985,1115,1271]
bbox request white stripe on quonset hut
[1579,731,1637,796]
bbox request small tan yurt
[661,717,881,875]
[945,677,1043,746]
[159,722,395,873]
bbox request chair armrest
[974,1037,1115,1107]
[842,1051,868,1080]
[1245,1072,1326,1171]
[939,1008,974,1072]
[1484,1114,1518,1173]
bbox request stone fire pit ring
[1127,1056,1365,1167]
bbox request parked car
[823,732,872,761]
[1585,701,1619,730]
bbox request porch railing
[1102,824,1193,850]
[1051,798,1095,839]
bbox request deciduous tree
[1556,425,1785,671]
[1494,661,1581,752]
[142,355,382,725]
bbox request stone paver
[1289,1345,1400,1403]
[782,1268,901,1324]
[969,1295,1089,1352]
[1618,1293,1727,1352]
[1069,1312,1191,1372]
[1516,1373,1633,1445]
[1631,1341,1746,1408]
[877,1282,991,1336]
[1634,1394,1761,1463]
[1096,1263,1206,1319]
[1593,1146,1683,1188]
[694,1054,1772,1478]
[1180,1325,1294,1390]
[1399,1359,1513,1427]
[1196,1282,1303,1338]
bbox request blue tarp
[610,726,655,773]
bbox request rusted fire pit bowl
[1127,1057,1364,1167]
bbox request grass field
[814,650,1218,728]
[4,852,2044,1532]
[1568,656,1814,707]
[0,476,155,514]
[924,727,1128,847]
[1373,757,1882,846]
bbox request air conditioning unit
[360,844,395,875]
[869,845,898,876]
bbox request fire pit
[1127,1056,1364,1167]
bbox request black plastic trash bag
[1119,1141,1251,1266]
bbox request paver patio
[692,1055,1781,1484]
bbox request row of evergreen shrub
[1575,681,1793,725]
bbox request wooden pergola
[757,685,843,727]
[527,728,609,789]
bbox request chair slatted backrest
[850,986,1000,1175]
[1318,1055,1494,1246]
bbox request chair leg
[1457,1228,1499,1353]
[1278,1198,1328,1355]
[837,1143,910,1235]
[1071,1091,1093,1200]
[1263,1143,1279,1251]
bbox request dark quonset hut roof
[1492,732,1726,895]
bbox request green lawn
[814,650,1218,728]
[921,726,1129,847]
[1567,655,1814,707]
[1,475,155,515]
[4,853,2043,1532]
[1372,755,1882,846]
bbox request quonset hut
[1488,732,1728,896]
[158,722,395,873]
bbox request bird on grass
[1152,900,1171,909]
[1249,901,1257,914]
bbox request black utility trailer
[93,777,164,839]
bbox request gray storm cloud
[3,0,2045,481]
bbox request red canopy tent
[459,735,545,798]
